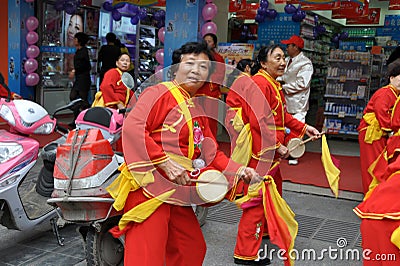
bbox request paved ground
[0,188,364,266]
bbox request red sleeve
[373,87,398,132]
[100,69,126,106]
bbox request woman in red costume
[357,59,400,194]
[195,33,226,137]
[354,95,400,265]
[107,42,261,266]
[99,53,134,110]
[227,44,321,265]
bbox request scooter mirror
[121,72,135,90]
[52,98,84,117]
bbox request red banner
[235,2,259,19]
[229,0,247,12]
[346,8,380,24]
[332,1,369,19]
[389,0,400,10]
[299,0,340,11]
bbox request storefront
[5,0,400,139]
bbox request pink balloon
[26,31,38,45]
[26,16,39,31]
[25,73,40,86]
[26,45,40,58]
[24,58,38,74]
[155,65,164,80]
[155,49,164,65]
[201,22,217,36]
[202,3,218,21]
[158,27,165,44]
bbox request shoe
[288,159,298,165]
[262,234,270,240]
[234,257,271,265]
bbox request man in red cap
[279,35,313,165]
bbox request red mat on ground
[218,142,363,194]
[280,152,362,193]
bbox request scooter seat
[82,107,114,128]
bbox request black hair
[203,33,218,45]
[171,41,215,75]
[256,44,282,63]
[74,32,89,46]
[388,58,400,78]
[236,59,253,72]
[118,52,131,61]
[106,32,117,43]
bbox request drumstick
[288,132,325,153]
[189,179,228,186]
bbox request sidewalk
[0,189,362,266]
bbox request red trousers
[361,219,400,265]
[123,190,206,266]
[234,167,283,260]
[359,130,387,193]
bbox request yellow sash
[363,112,383,144]
[231,123,253,166]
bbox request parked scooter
[0,73,82,241]
[47,73,208,266]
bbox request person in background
[107,42,261,266]
[225,58,256,88]
[69,32,91,127]
[230,44,320,265]
[98,32,121,84]
[0,84,21,99]
[65,13,84,74]
[386,45,400,66]
[99,53,134,110]
[357,58,400,194]
[196,33,226,138]
[279,35,314,166]
[115,39,135,78]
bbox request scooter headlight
[0,142,23,163]
[34,122,54,134]
[0,104,16,126]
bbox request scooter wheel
[36,167,54,197]
[86,217,124,266]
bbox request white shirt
[280,52,314,114]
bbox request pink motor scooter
[0,73,82,244]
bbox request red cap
[281,35,304,49]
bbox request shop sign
[332,0,368,19]
[346,8,380,24]
[298,0,340,10]
[235,2,259,19]
[389,0,400,10]
[112,0,159,6]
[229,0,247,12]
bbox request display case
[300,13,335,129]
[136,24,158,87]
[323,50,371,136]
[39,2,100,114]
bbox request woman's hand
[12,93,22,100]
[305,125,322,139]
[68,69,75,80]
[277,144,289,159]
[240,167,263,184]
[158,159,190,185]
[117,103,125,110]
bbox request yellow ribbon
[363,112,383,144]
